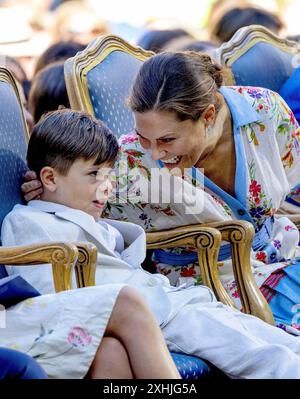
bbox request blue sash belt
[153,217,274,267]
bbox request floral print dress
[105,86,300,332]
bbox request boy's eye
[89,171,98,176]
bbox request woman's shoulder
[226,85,278,101]
[226,85,287,117]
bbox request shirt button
[237,209,245,216]
[147,278,157,287]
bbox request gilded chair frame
[0,67,98,292]
[215,24,300,86]
[64,35,274,324]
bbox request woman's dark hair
[34,40,86,75]
[212,7,284,43]
[137,28,193,53]
[28,61,69,124]
[129,51,223,121]
[27,109,119,177]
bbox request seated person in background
[137,28,193,53]
[211,6,284,43]
[28,61,69,124]
[166,39,217,54]
[8,108,300,379]
[34,41,86,76]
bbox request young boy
[4,109,300,379]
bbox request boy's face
[53,158,114,221]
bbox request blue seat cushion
[170,352,227,379]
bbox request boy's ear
[40,167,58,192]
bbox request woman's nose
[151,146,166,161]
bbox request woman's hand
[21,171,43,202]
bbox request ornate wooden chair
[0,66,97,292]
[215,24,300,92]
[64,34,274,326]
[215,24,300,229]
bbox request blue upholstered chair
[215,24,300,93]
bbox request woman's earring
[206,124,213,135]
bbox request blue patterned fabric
[0,80,28,278]
[170,353,227,379]
[231,42,296,93]
[87,50,143,137]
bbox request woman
[108,51,300,333]
[22,52,300,333]
[1,284,180,379]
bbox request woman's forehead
[134,110,185,136]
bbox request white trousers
[162,301,300,379]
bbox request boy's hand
[21,171,43,202]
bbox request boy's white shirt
[1,200,215,326]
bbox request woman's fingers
[21,182,43,202]
[24,170,38,181]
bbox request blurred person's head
[28,61,69,124]
[52,0,109,44]
[165,39,217,55]
[286,34,300,43]
[137,28,193,53]
[3,55,31,100]
[3,55,27,83]
[211,6,284,43]
[0,6,51,79]
[34,40,86,75]
[15,79,34,132]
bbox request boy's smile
[41,158,114,221]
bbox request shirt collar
[219,86,262,127]
[28,200,73,214]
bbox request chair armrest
[146,224,235,308]
[74,242,97,288]
[205,220,275,325]
[0,242,78,293]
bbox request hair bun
[198,53,223,88]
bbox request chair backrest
[0,67,29,277]
[64,34,154,137]
[215,25,300,93]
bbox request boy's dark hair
[27,109,119,177]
